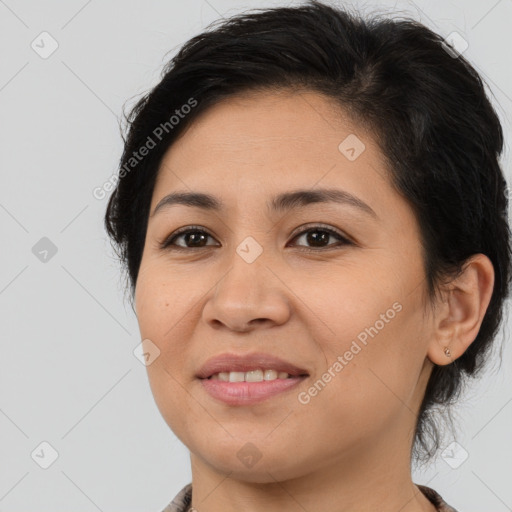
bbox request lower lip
[199,376,308,406]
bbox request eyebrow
[150,188,377,219]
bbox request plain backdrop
[1,0,511,511]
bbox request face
[134,89,435,482]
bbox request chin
[190,437,315,483]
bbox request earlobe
[426,254,495,366]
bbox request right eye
[160,226,219,251]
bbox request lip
[196,352,309,379]
[200,377,307,406]
[196,352,310,406]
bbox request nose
[201,248,291,333]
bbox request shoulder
[160,483,192,512]
[417,484,459,512]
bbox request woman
[104,1,511,511]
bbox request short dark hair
[104,0,512,464]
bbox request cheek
[135,264,188,338]
[303,271,426,423]
[298,264,400,349]
[135,271,194,433]
[316,300,427,433]
[308,245,423,350]
[135,268,195,403]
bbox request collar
[162,483,459,511]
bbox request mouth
[196,352,309,380]
[196,352,309,406]
[207,368,308,381]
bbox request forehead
[164,89,374,160]
[152,89,392,215]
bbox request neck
[188,435,436,512]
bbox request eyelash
[159,224,352,252]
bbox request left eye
[290,226,351,250]
[160,225,351,251]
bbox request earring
[444,346,451,357]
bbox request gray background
[1,0,511,510]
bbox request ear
[427,254,495,366]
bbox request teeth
[209,369,293,381]
[246,369,263,382]
[264,369,278,380]
[229,372,245,383]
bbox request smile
[208,369,296,382]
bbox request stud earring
[444,346,451,357]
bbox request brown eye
[288,225,352,250]
[160,227,218,250]
[160,224,352,252]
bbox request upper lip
[196,352,309,379]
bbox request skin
[134,89,495,512]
